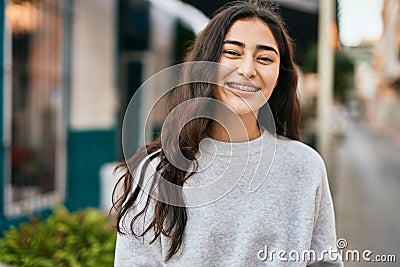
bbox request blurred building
[376,0,400,82]
[372,0,400,132]
[0,0,118,229]
[0,0,320,230]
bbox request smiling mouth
[225,82,260,93]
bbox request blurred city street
[1,0,400,265]
[333,120,400,266]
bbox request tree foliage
[301,44,355,103]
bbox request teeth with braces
[226,83,260,92]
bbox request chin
[215,89,269,116]
[224,101,258,115]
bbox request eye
[223,50,241,57]
[257,57,273,64]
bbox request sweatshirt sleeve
[114,206,164,267]
[114,156,164,267]
[307,158,343,267]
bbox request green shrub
[0,206,116,267]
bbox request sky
[338,0,384,46]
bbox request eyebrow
[223,39,279,56]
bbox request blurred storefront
[0,0,74,226]
[0,0,195,230]
[0,0,117,229]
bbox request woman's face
[215,18,280,115]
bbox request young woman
[113,1,343,266]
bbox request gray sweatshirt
[114,130,343,266]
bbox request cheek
[259,70,279,100]
[216,64,236,85]
[273,71,280,87]
[262,67,280,88]
[213,85,226,101]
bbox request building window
[4,0,68,217]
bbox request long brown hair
[112,0,300,262]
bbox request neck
[208,112,261,142]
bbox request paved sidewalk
[332,121,400,266]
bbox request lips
[225,82,260,92]
[224,82,260,98]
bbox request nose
[238,55,256,78]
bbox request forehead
[224,19,278,50]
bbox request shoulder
[276,136,325,167]
[120,149,161,207]
[134,149,161,177]
[274,136,326,180]
[119,150,162,229]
